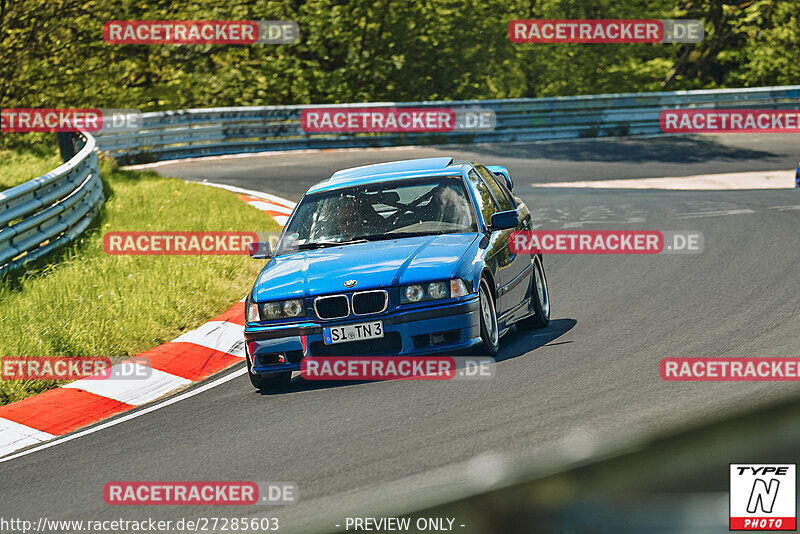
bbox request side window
[477,166,514,211]
[467,169,498,222]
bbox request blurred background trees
[1,0,796,112]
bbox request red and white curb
[0,186,295,458]
[196,181,297,227]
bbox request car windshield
[277,176,477,254]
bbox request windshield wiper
[359,231,457,241]
[288,232,460,251]
[292,239,368,250]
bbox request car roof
[306,157,467,194]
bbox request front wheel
[517,254,550,330]
[477,277,500,356]
[248,372,291,391]
[246,355,291,390]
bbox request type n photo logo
[730,464,796,530]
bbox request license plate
[323,321,384,345]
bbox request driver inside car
[333,196,384,239]
[328,197,360,240]
[420,184,463,225]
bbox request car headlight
[263,302,284,319]
[400,279,468,304]
[427,281,448,299]
[283,299,304,317]
[404,284,425,302]
[249,299,305,321]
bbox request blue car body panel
[328,157,455,182]
[795,162,800,188]
[307,168,462,195]
[244,157,538,377]
[253,234,477,301]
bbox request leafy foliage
[0,0,796,135]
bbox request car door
[466,168,518,318]
[475,165,531,319]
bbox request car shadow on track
[494,318,576,363]
[254,318,576,396]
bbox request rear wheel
[517,255,550,330]
[477,277,500,356]
[246,355,291,390]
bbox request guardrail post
[56,132,77,161]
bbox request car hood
[253,233,478,301]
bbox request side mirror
[248,241,272,259]
[490,210,519,231]
[486,165,513,191]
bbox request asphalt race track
[2,134,799,533]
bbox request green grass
[0,155,280,405]
[0,144,63,191]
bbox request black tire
[517,254,551,330]
[246,355,291,390]
[477,277,500,356]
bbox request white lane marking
[675,208,755,219]
[534,170,795,190]
[120,145,418,170]
[172,320,246,357]
[0,367,247,463]
[63,365,193,406]
[0,419,56,457]
[769,205,800,211]
[562,217,646,228]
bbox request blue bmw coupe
[244,157,550,390]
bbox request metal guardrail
[0,132,104,274]
[93,85,800,164]
[4,85,798,271]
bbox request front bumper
[244,297,481,376]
